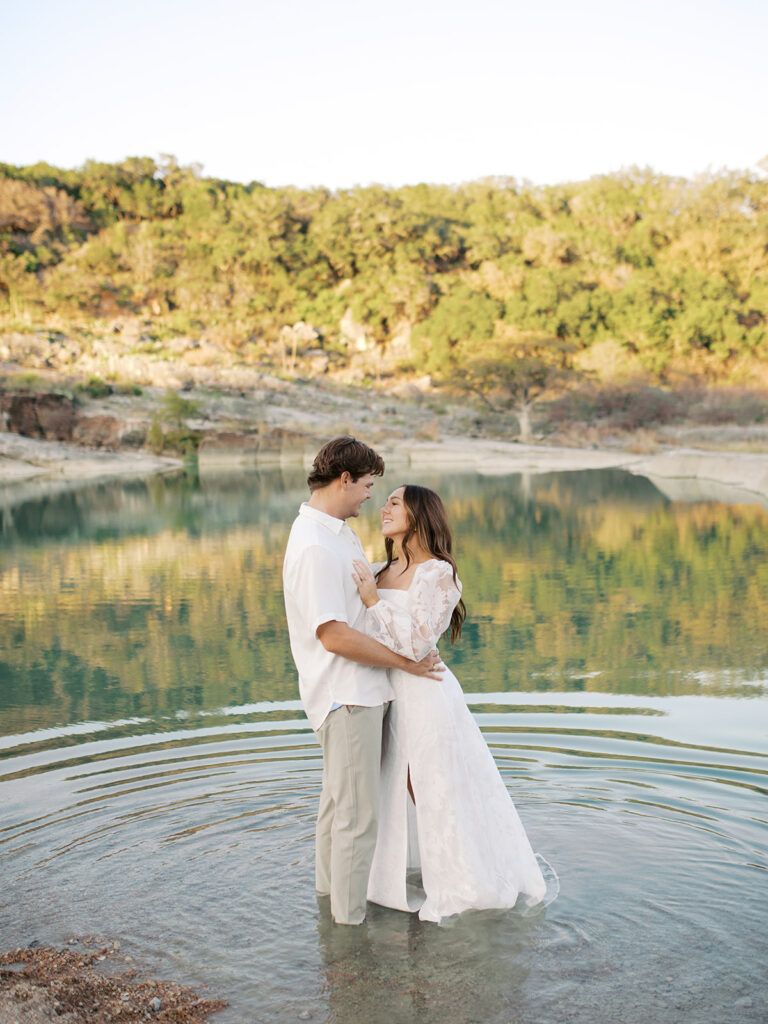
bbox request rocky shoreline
[2,376,768,508]
[3,418,768,514]
[0,941,226,1024]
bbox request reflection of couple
[283,437,547,926]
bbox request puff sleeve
[363,559,461,661]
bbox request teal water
[1,467,767,1023]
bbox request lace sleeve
[363,560,462,661]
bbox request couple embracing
[283,437,548,926]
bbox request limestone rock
[387,322,413,360]
[0,332,48,365]
[72,415,125,449]
[386,380,424,401]
[0,392,77,441]
[182,342,225,367]
[198,427,310,466]
[340,310,373,352]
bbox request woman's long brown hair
[376,484,467,644]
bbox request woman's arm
[353,559,461,661]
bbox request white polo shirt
[283,502,394,731]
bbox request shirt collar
[299,501,347,535]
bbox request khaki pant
[315,703,387,925]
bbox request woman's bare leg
[407,766,415,804]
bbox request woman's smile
[381,487,409,537]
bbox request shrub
[161,389,202,423]
[1,371,45,392]
[114,381,143,396]
[79,375,113,398]
[683,388,767,426]
[148,415,165,454]
[591,384,678,431]
[163,428,202,455]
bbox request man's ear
[339,471,352,489]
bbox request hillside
[1,158,767,389]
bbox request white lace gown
[363,558,547,923]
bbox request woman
[351,484,549,924]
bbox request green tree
[0,157,767,384]
[412,283,502,375]
[443,330,583,441]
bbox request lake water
[1,466,767,1024]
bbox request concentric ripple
[1,692,767,1024]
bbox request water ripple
[1,694,767,1024]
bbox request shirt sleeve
[363,560,461,661]
[298,543,351,636]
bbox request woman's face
[381,487,409,541]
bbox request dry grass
[542,383,768,452]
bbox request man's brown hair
[307,436,385,491]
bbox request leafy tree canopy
[1,157,766,385]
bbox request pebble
[735,997,753,1008]
[27,939,41,949]
[149,996,162,1013]
[297,1013,312,1021]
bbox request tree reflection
[1,470,766,738]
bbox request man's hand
[404,648,444,680]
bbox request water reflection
[1,469,766,743]
[2,467,768,1023]
[316,897,541,1024]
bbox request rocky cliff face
[0,392,144,449]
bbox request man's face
[343,473,376,518]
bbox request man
[283,436,442,925]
